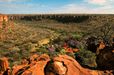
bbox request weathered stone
[96,46,114,70]
[53,55,91,75]
[12,65,27,75]
[0,57,9,71]
[53,61,67,75]
[9,54,114,75]
[12,54,50,75]
[0,57,9,75]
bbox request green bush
[76,43,97,68]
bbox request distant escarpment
[8,14,114,23]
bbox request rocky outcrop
[0,14,8,29]
[0,14,8,22]
[12,54,50,75]
[85,36,114,70]
[96,46,114,70]
[53,55,91,75]
[0,57,9,75]
[0,54,113,75]
[46,55,113,75]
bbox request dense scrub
[0,20,59,67]
[0,15,114,71]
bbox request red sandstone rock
[12,65,27,75]
[0,57,9,75]
[53,61,67,74]
[22,54,50,75]
[22,61,49,75]
[12,54,50,75]
[53,55,92,75]
[0,14,8,22]
[10,54,114,75]
[53,55,113,75]
[0,14,8,33]
[0,57,9,70]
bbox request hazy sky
[0,0,114,14]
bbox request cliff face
[0,54,113,75]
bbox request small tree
[98,23,113,45]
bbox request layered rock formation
[0,54,113,75]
